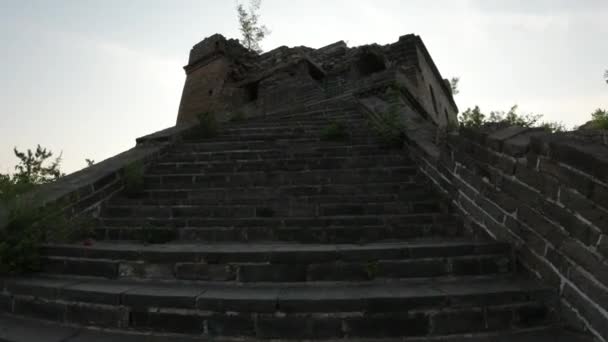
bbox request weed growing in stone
[197,111,219,137]
[321,121,349,141]
[123,162,145,198]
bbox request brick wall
[407,124,608,341]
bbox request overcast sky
[1,0,606,174]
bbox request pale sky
[1,0,607,174]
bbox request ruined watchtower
[177,34,458,127]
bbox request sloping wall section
[399,115,608,341]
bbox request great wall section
[0,34,606,342]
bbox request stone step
[225,119,368,130]
[107,192,434,207]
[175,138,387,152]
[170,139,400,154]
[98,213,459,230]
[217,124,371,136]
[0,276,555,338]
[94,219,461,244]
[148,156,412,175]
[100,200,441,220]
[0,314,594,342]
[40,240,511,281]
[165,144,407,162]
[184,135,382,146]
[137,182,436,201]
[142,167,422,189]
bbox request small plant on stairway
[123,162,145,198]
[0,199,93,274]
[321,121,349,141]
[364,261,379,280]
[369,105,406,148]
[367,85,406,148]
[197,111,220,137]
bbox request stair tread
[3,274,549,308]
[43,239,508,256]
[0,313,594,342]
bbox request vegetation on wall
[449,77,460,95]
[123,162,146,198]
[236,0,270,53]
[197,111,220,138]
[459,105,566,133]
[590,108,608,129]
[0,145,92,274]
[368,87,406,147]
[321,121,349,141]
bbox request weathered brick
[560,187,608,234]
[344,313,429,337]
[66,303,128,328]
[431,309,485,334]
[563,284,608,339]
[569,267,608,314]
[560,239,608,287]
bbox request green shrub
[123,162,145,198]
[0,202,44,274]
[197,111,219,137]
[321,121,349,141]
[540,121,567,133]
[0,199,94,275]
[369,105,405,148]
[590,109,608,129]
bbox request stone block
[65,303,128,328]
[256,315,342,339]
[13,297,65,322]
[560,239,608,287]
[175,263,235,281]
[206,314,256,337]
[431,309,485,334]
[569,267,608,314]
[563,283,608,339]
[122,286,204,309]
[131,309,204,334]
[515,303,550,327]
[344,313,429,338]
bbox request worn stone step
[224,119,368,131]
[0,276,555,338]
[142,168,422,189]
[94,220,461,244]
[98,213,459,230]
[107,192,432,207]
[169,143,400,157]
[138,182,436,201]
[100,200,442,220]
[0,313,594,342]
[40,241,511,281]
[148,156,412,175]
[172,138,391,153]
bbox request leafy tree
[12,145,63,185]
[450,77,460,95]
[85,159,95,167]
[487,105,542,128]
[604,70,608,85]
[236,0,270,53]
[459,106,485,128]
[0,145,64,203]
[590,108,608,129]
[459,105,564,132]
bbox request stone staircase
[0,106,593,341]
